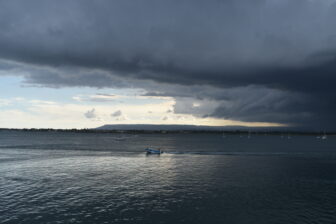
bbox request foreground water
[1,131,336,223]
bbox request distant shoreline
[0,128,334,136]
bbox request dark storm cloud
[0,0,336,129]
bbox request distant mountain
[98,124,227,131]
[96,124,278,131]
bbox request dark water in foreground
[1,131,336,224]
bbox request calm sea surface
[1,131,336,224]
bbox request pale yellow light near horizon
[0,96,286,129]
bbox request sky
[0,0,336,130]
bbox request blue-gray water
[1,131,336,224]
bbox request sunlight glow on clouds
[0,73,286,129]
[0,94,285,129]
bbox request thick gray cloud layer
[1,0,336,129]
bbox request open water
[1,131,336,223]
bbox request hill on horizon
[96,124,287,131]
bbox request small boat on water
[145,148,163,154]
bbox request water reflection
[1,132,336,223]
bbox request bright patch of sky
[0,76,283,129]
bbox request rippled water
[1,131,336,223]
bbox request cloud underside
[1,0,336,129]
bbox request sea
[1,130,336,224]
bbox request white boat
[320,131,327,140]
[145,148,162,154]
